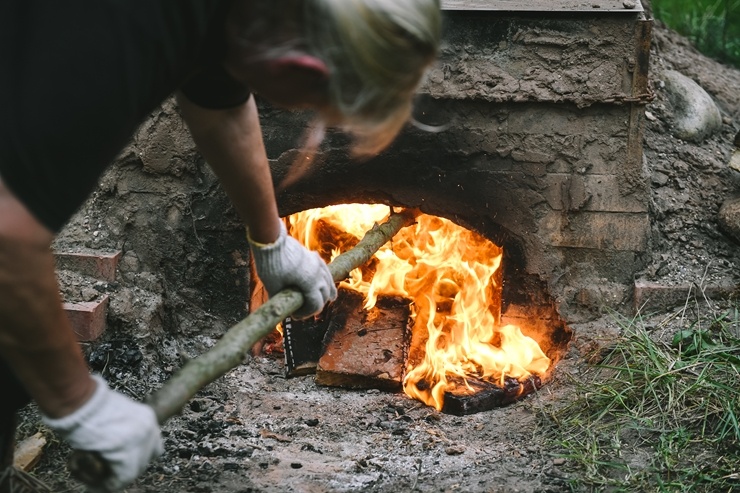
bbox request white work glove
[249,221,337,319]
[42,375,163,492]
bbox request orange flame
[287,204,550,410]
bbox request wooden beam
[441,0,643,12]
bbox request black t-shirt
[0,0,251,232]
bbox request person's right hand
[42,375,163,493]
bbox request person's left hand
[249,221,337,318]
[42,375,163,492]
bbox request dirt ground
[15,20,740,493]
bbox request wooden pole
[69,208,419,484]
[149,207,418,421]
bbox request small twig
[411,458,422,490]
[119,384,143,401]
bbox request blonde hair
[229,0,442,157]
[304,0,442,156]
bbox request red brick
[55,251,122,282]
[64,295,109,341]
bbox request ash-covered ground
[14,21,740,493]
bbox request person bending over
[0,0,441,491]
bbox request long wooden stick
[149,207,418,421]
[69,208,419,484]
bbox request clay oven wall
[55,1,653,342]
[268,2,653,323]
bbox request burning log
[283,204,557,415]
[68,208,420,486]
[316,288,411,391]
[440,375,543,416]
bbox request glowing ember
[287,204,550,410]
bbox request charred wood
[282,313,332,376]
[441,375,542,416]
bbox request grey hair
[304,0,442,156]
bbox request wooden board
[282,313,332,376]
[316,289,411,391]
[441,0,643,12]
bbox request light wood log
[316,289,411,391]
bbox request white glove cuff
[249,222,290,276]
[42,374,109,434]
[247,221,287,250]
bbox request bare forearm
[0,183,95,418]
[177,93,282,244]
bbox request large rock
[717,197,740,244]
[662,70,722,142]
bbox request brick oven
[53,0,653,414]
[260,0,653,326]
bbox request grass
[652,0,740,67]
[539,298,740,492]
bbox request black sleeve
[179,63,251,109]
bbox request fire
[287,204,550,410]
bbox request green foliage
[540,304,740,492]
[653,0,740,67]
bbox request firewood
[441,375,542,416]
[251,240,331,376]
[316,289,411,391]
[282,313,332,376]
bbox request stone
[650,171,670,187]
[729,132,740,173]
[731,150,740,173]
[717,197,740,244]
[661,70,722,142]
